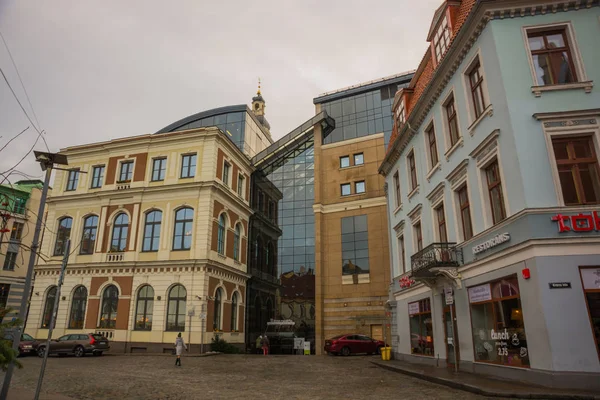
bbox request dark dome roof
[252,93,264,102]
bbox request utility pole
[34,239,70,400]
[0,151,68,400]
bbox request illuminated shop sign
[551,212,600,232]
[472,233,510,255]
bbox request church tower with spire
[252,78,271,137]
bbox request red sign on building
[551,212,600,232]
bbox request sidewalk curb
[103,352,222,358]
[371,361,600,400]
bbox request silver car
[37,333,109,357]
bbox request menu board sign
[468,283,492,303]
[408,302,420,315]
[580,268,600,290]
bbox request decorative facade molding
[469,129,500,166]
[407,203,423,223]
[426,182,446,205]
[446,159,469,189]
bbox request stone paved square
[9,354,505,400]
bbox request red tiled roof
[386,0,477,155]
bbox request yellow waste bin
[380,347,391,361]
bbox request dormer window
[433,15,450,62]
[395,100,406,128]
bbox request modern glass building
[156,104,272,158]
[315,72,414,148]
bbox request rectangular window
[485,161,507,224]
[341,183,351,196]
[341,215,369,275]
[13,198,26,214]
[469,276,529,368]
[445,95,460,147]
[414,222,423,252]
[10,222,24,241]
[237,174,244,197]
[408,151,418,191]
[395,100,406,128]
[433,16,450,62]
[3,251,17,271]
[409,298,434,356]
[151,158,167,181]
[354,153,364,166]
[119,161,133,182]
[0,284,9,309]
[427,125,439,169]
[469,61,487,119]
[398,236,405,273]
[458,185,473,241]
[340,156,350,168]
[580,267,600,362]
[66,169,79,191]
[393,172,401,207]
[223,162,230,186]
[180,154,197,178]
[436,204,448,243]
[91,165,105,188]
[552,136,600,205]
[527,28,577,86]
[355,181,366,194]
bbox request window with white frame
[466,58,487,120]
[398,235,406,274]
[435,203,448,243]
[66,169,79,191]
[433,15,450,63]
[393,171,401,207]
[444,94,461,148]
[119,161,133,182]
[485,160,507,224]
[396,100,406,128]
[223,162,231,187]
[413,222,423,253]
[407,151,418,192]
[457,185,473,241]
[426,124,439,170]
[525,25,581,86]
[237,174,244,197]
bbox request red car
[324,334,384,356]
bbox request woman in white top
[175,332,187,366]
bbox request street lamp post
[0,151,68,400]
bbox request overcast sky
[0,0,440,180]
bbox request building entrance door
[580,267,600,361]
[443,305,459,368]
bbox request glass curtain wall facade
[320,83,399,147]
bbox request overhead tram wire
[0,126,30,153]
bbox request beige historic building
[26,118,265,352]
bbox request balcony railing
[116,182,131,190]
[410,243,462,277]
[106,252,125,262]
[250,268,280,285]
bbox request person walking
[261,334,270,356]
[256,335,262,354]
[175,332,187,366]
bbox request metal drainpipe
[383,182,395,348]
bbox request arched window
[217,214,226,255]
[213,288,223,331]
[41,286,57,328]
[80,215,98,255]
[99,285,119,328]
[111,213,129,252]
[68,286,88,329]
[143,210,162,252]
[233,223,241,261]
[173,208,193,250]
[54,217,72,256]
[166,285,186,331]
[135,285,154,330]
[231,292,238,331]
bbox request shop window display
[469,276,529,367]
[408,298,434,356]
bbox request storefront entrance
[580,267,600,361]
[443,303,459,368]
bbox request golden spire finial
[257,77,261,95]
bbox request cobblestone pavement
[11,354,506,400]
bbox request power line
[0,66,50,153]
[0,30,41,129]
[0,126,30,154]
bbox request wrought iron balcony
[410,243,462,277]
